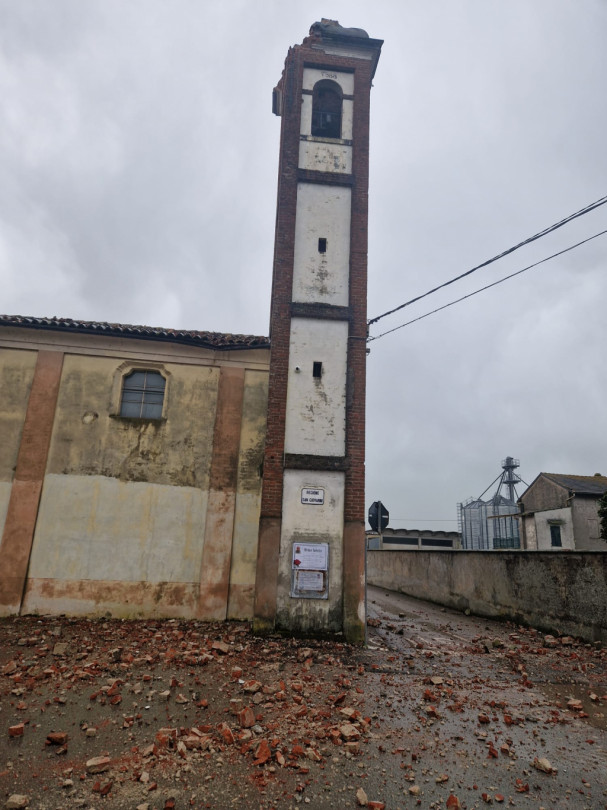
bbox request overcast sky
[2,1,607,531]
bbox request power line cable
[368,227,607,342]
[368,193,607,326]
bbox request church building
[0,21,382,643]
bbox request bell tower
[254,21,382,643]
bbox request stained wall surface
[0,349,37,536]
[368,549,607,643]
[284,318,348,457]
[292,184,351,306]
[0,327,269,619]
[276,469,345,633]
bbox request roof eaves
[0,315,270,352]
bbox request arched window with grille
[311,79,343,139]
[120,370,166,419]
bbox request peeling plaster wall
[292,184,351,306]
[46,354,218,487]
[298,141,352,174]
[284,318,347,456]
[276,469,345,633]
[0,349,37,535]
[0,331,269,618]
[24,475,207,584]
[228,370,268,619]
[299,68,353,174]
[367,550,607,643]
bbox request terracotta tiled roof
[542,472,607,496]
[0,315,270,351]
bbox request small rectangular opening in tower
[318,238,327,253]
[313,361,323,378]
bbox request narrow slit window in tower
[313,361,323,378]
[318,237,327,253]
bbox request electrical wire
[368,193,607,327]
[368,227,607,342]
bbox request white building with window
[518,472,607,551]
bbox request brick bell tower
[254,21,382,643]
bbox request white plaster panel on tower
[276,469,345,626]
[299,140,352,174]
[302,68,354,95]
[301,97,353,142]
[284,318,347,456]
[292,183,351,306]
[300,94,312,137]
[341,99,353,141]
[280,470,345,541]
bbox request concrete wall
[367,549,607,643]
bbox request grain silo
[458,457,523,549]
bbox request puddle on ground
[539,681,607,731]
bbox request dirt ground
[1,586,606,810]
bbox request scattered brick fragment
[86,756,111,774]
[533,756,556,774]
[6,796,29,810]
[253,738,271,765]
[238,706,255,728]
[218,722,235,745]
[356,786,368,806]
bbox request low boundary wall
[367,550,607,643]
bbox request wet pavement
[364,585,607,808]
[0,587,605,809]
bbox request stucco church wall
[227,369,269,619]
[45,354,219,486]
[0,349,37,537]
[0,331,269,618]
